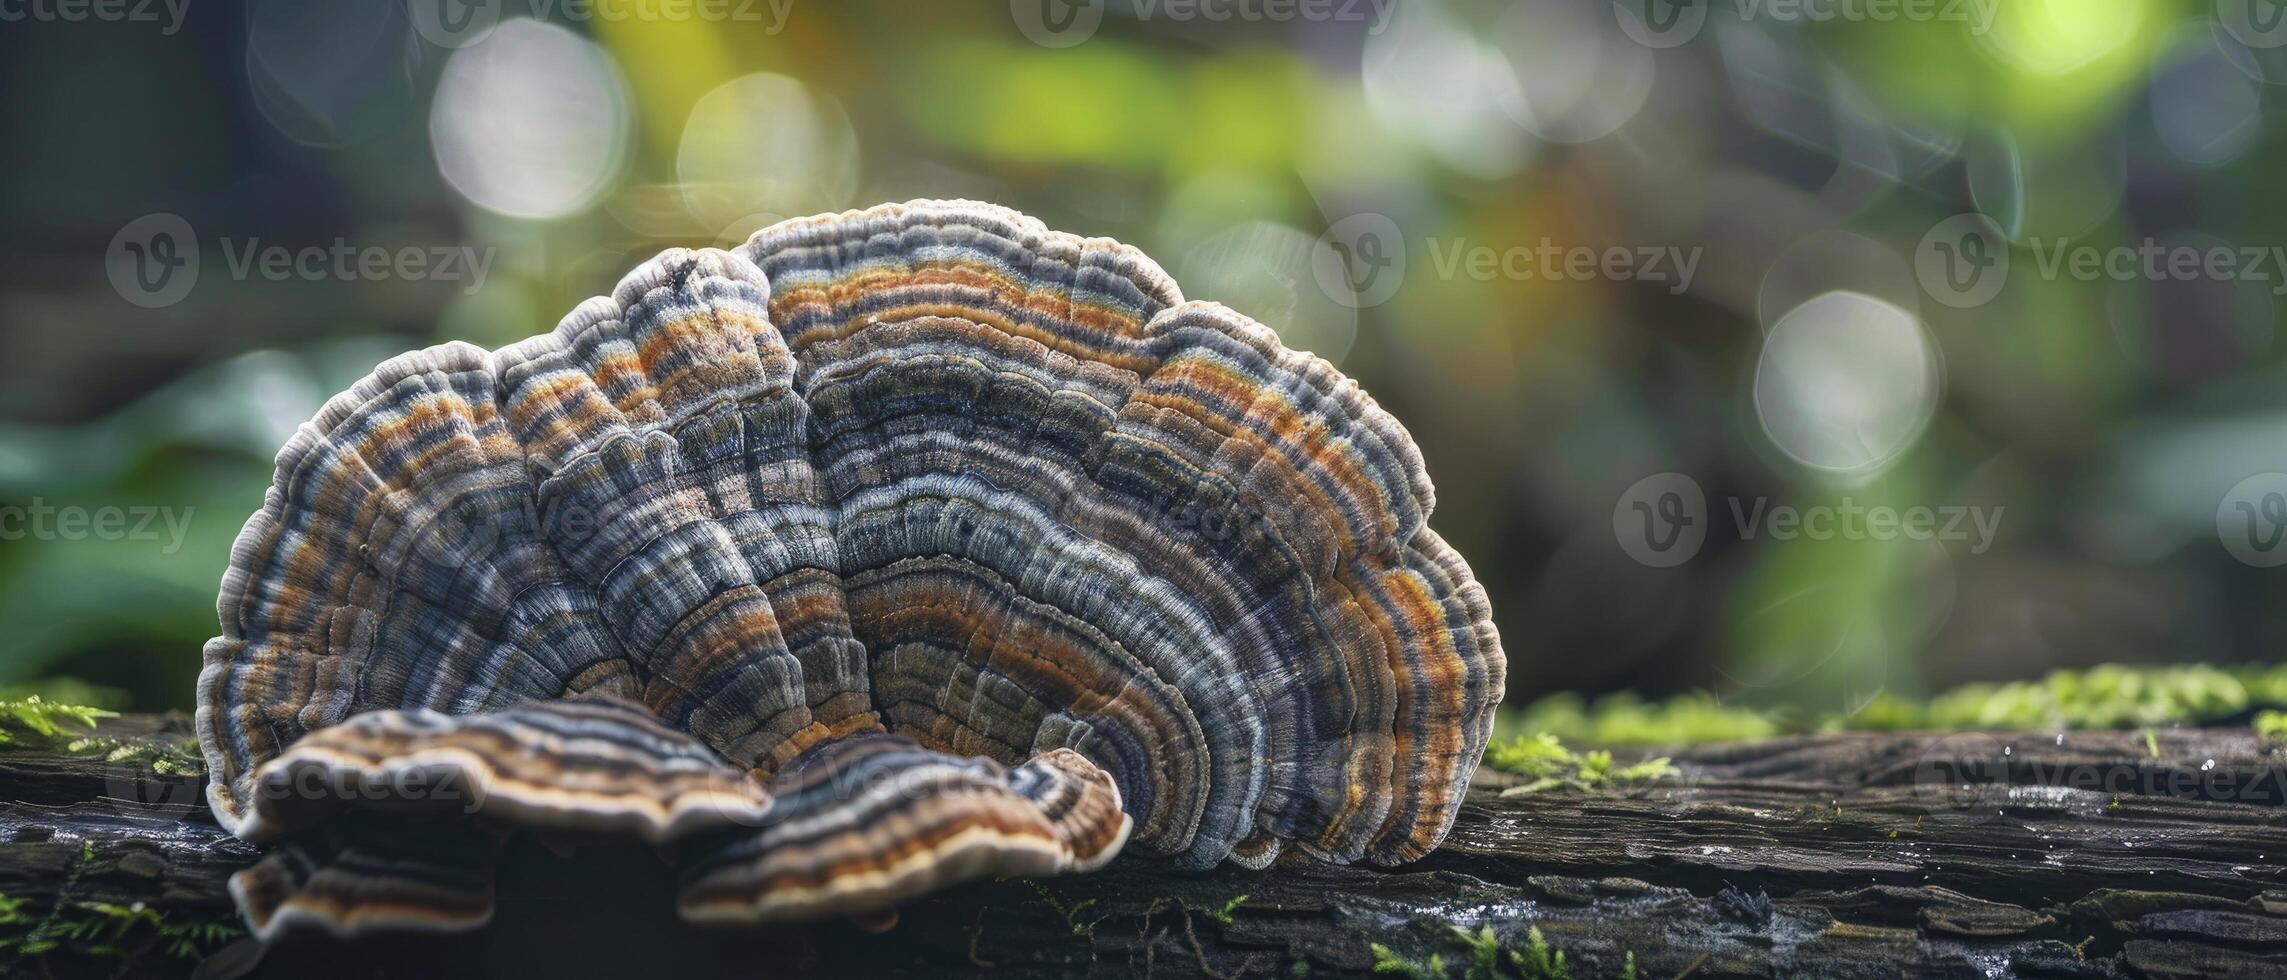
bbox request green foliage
[1496,662,2287,748]
[2257,710,2287,745]
[0,690,202,776]
[1511,927,1571,980]
[0,679,128,712]
[1369,925,1598,980]
[0,341,411,709]
[1500,692,1777,746]
[1484,733,1674,794]
[1912,664,2258,731]
[0,891,241,970]
[62,735,205,776]
[0,695,116,745]
[1369,943,1445,979]
[1205,894,1249,926]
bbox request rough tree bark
[2,714,2284,978]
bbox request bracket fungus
[197,200,1505,939]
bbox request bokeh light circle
[245,0,420,149]
[1493,0,1655,144]
[1362,2,1534,178]
[1976,0,2148,76]
[677,73,861,230]
[2149,26,2264,167]
[1758,230,1918,331]
[429,19,631,220]
[1753,291,1942,477]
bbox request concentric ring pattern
[197,200,1504,938]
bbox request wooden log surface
[1,715,2284,978]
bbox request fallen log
[1,715,2283,978]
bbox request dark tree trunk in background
[3,715,2285,978]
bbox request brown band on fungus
[675,736,1128,925]
[230,813,502,942]
[233,696,775,844]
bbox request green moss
[61,735,205,776]
[1497,661,2287,747]
[1484,733,1674,793]
[1369,925,1599,980]
[1510,926,1571,980]
[0,690,203,775]
[1369,943,1445,979]
[0,696,116,745]
[2255,710,2287,745]
[0,680,128,712]
[1498,692,1777,746]
[1914,664,2256,731]
[0,891,241,971]
[1204,894,1248,926]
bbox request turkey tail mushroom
[197,200,1504,937]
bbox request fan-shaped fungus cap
[198,201,1503,938]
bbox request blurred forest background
[2,0,2285,726]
